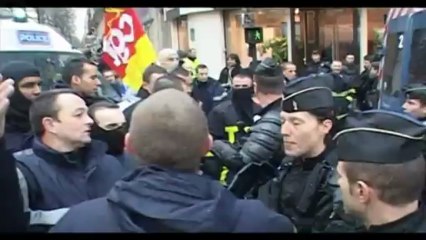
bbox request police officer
[402,83,426,124]
[256,74,340,232]
[333,110,426,232]
[204,69,260,183]
[211,58,284,197]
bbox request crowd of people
[0,45,425,233]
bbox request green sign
[244,27,263,44]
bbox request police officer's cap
[281,74,334,112]
[334,110,426,164]
[254,58,282,77]
[403,83,426,98]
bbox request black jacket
[205,100,260,181]
[218,66,241,85]
[51,165,294,233]
[208,100,260,141]
[363,205,426,233]
[0,138,27,232]
[192,78,227,115]
[217,98,284,198]
[258,146,339,232]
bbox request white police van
[0,8,83,89]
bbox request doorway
[291,8,360,71]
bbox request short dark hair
[280,62,295,70]
[234,68,253,80]
[152,76,184,93]
[254,74,284,94]
[142,64,167,84]
[62,58,95,85]
[308,107,336,143]
[227,53,241,66]
[88,101,119,119]
[30,89,81,136]
[196,64,208,73]
[343,156,425,205]
[312,50,320,55]
[101,68,115,74]
[173,66,191,77]
[407,92,426,106]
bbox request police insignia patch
[292,100,298,111]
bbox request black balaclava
[91,124,127,156]
[1,61,41,133]
[231,68,255,125]
[232,87,254,125]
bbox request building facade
[167,7,390,75]
[166,8,226,79]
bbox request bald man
[157,48,179,73]
[51,90,295,233]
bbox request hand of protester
[0,76,15,138]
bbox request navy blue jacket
[15,138,127,211]
[114,153,138,172]
[191,78,227,115]
[51,165,294,233]
[4,131,33,153]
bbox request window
[408,29,426,85]
[224,9,289,67]
[382,33,403,96]
[0,51,83,89]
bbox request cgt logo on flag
[101,8,157,92]
[103,12,135,67]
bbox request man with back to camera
[1,61,42,153]
[136,63,167,99]
[172,65,194,95]
[50,89,295,233]
[211,58,285,197]
[14,89,127,231]
[333,110,426,232]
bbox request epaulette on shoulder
[13,148,34,158]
